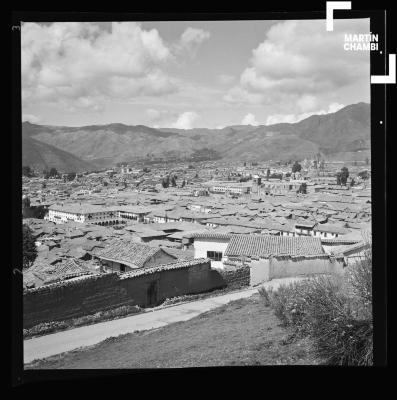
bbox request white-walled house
[192,233,346,285]
[312,224,349,239]
[192,232,232,270]
[46,204,120,225]
[118,205,152,222]
[224,234,345,285]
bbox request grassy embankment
[26,293,319,369]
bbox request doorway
[146,280,159,306]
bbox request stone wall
[23,260,226,329]
[219,265,250,289]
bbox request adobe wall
[248,256,345,286]
[23,273,133,329]
[269,257,345,279]
[119,262,226,307]
[23,261,226,329]
[249,259,270,285]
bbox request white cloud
[179,27,210,54]
[171,111,199,129]
[265,102,345,125]
[241,113,259,126]
[225,19,369,113]
[22,114,41,123]
[327,102,345,113]
[21,22,177,112]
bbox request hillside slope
[22,131,98,173]
[22,102,370,169]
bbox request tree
[336,172,342,185]
[313,160,318,169]
[22,166,33,177]
[292,161,302,173]
[266,169,270,180]
[49,168,59,178]
[23,224,37,269]
[161,175,170,188]
[341,167,349,185]
[170,175,177,187]
[64,172,76,182]
[298,182,307,194]
[358,170,370,180]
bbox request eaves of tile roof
[93,239,166,268]
[119,258,211,280]
[191,232,233,240]
[225,234,324,258]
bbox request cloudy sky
[21,19,370,128]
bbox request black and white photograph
[11,4,391,379]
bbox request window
[207,251,222,261]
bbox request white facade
[47,209,86,224]
[211,185,250,195]
[193,237,230,270]
[47,207,118,225]
[313,230,340,239]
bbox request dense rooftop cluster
[22,159,371,289]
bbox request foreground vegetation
[26,294,319,368]
[259,248,372,366]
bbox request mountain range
[22,102,370,173]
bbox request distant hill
[22,102,370,170]
[22,128,98,173]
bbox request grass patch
[258,246,373,366]
[25,294,319,369]
[159,284,248,308]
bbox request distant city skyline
[21,19,370,128]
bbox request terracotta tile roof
[93,239,174,268]
[119,258,211,279]
[321,238,361,245]
[23,258,94,288]
[327,241,370,256]
[191,232,233,240]
[225,234,324,258]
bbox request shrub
[259,254,373,365]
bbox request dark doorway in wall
[147,281,158,306]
